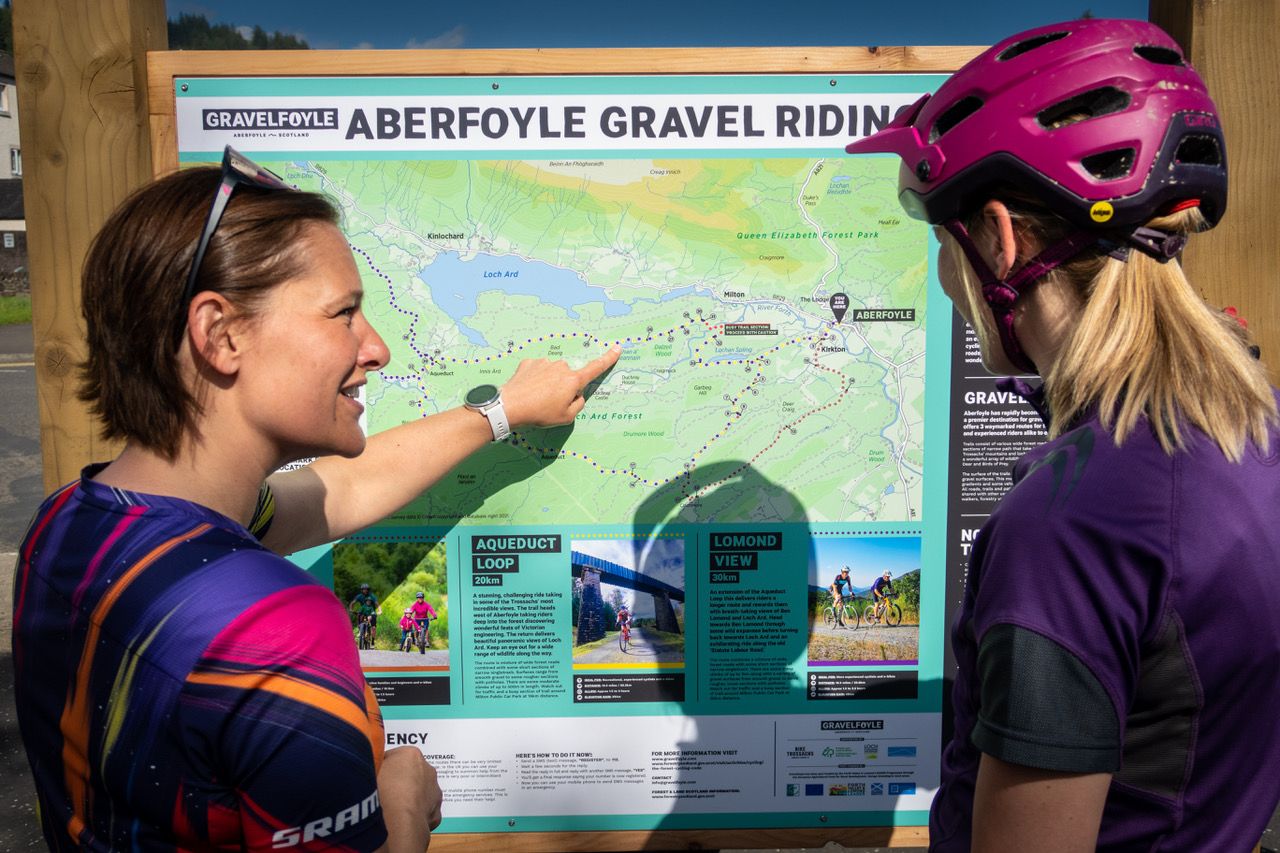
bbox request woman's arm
[971,753,1110,853]
[261,349,619,556]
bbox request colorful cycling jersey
[410,599,437,622]
[831,575,853,596]
[351,592,379,615]
[13,464,388,851]
[871,576,893,597]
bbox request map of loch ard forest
[281,157,929,526]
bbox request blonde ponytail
[952,204,1277,460]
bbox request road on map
[573,627,684,665]
[808,622,920,664]
[359,647,449,667]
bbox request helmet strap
[943,219,1101,375]
[1098,226,1187,263]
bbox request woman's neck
[93,438,276,528]
[1016,276,1082,377]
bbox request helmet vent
[1134,44,1184,65]
[1175,134,1222,166]
[1082,148,1136,181]
[1037,87,1131,129]
[928,96,984,143]
[997,31,1069,61]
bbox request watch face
[465,384,500,407]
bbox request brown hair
[78,166,340,459]
[947,198,1276,460]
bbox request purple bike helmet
[846,18,1227,372]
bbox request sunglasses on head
[176,145,292,343]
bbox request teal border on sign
[177,74,939,98]
[244,71,953,831]
[439,809,931,832]
[181,149,911,162]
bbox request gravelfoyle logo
[202,108,340,130]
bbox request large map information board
[177,72,953,836]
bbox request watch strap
[480,397,510,442]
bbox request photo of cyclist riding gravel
[807,535,921,664]
[570,538,686,667]
[333,540,450,667]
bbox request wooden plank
[1150,0,1280,384]
[427,825,931,851]
[15,0,168,491]
[145,45,983,127]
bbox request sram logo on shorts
[271,790,380,848]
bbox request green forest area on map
[280,156,929,527]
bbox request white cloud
[405,25,467,50]
[235,24,253,40]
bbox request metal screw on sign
[819,815,829,822]
[829,79,837,87]
[492,83,500,91]
[180,83,188,92]
[508,819,516,827]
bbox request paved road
[0,323,41,553]
[574,627,685,665]
[360,647,449,667]
[0,324,42,847]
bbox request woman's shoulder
[1009,416,1170,508]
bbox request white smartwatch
[464,384,510,442]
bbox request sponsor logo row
[785,782,917,797]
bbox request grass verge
[0,295,31,325]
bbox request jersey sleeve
[971,623,1120,771]
[178,584,387,852]
[965,441,1169,774]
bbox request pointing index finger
[577,344,622,387]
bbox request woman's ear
[982,200,1019,279]
[186,291,243,377]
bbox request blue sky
[171,1,1148,50]
[808,535,921,590]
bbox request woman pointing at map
[12,147,619,852]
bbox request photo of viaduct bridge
[571,549,685,644]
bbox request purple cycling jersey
[933,396,1280,851]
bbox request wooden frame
[16,2,1273,850]
[145,45,981,852]
[145,46,983,175]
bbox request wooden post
[13,0,168,492]
[1150,0,1280,384]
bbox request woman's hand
[501,346,621,429]
[376,746,443,852]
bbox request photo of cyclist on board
[829,566,854,626]
[870,571,895,624]
[348,582,380,645]
[398,608,416,652]
[409,591,438,652]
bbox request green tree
[892,570,921,623]
[167,13,309,51]
[0,3,11,54]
